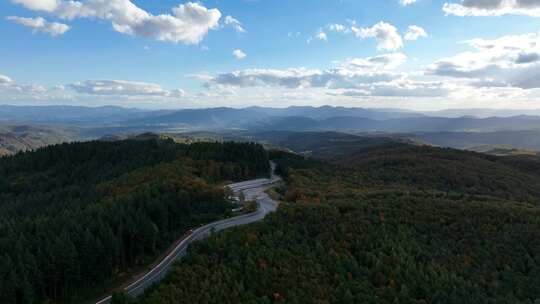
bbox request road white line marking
[96,173,281,304]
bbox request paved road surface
[96,168,280,304]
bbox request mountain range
[3,105,540,132]
[3,105,540,155]
[5,105,539,131]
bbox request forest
[271,142,540,204]
[135,142,540,304]
[0,138,270,304]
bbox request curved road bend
[96,168,281,304]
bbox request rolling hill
[135,135,540,304]
[0,139,270,303]
[0,125,77,155]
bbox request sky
[1,0,540,110]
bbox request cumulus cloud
[327,23,349,33]
[516,52,540,64]
[1,84,50,98]
[316,31,328,41]
[0,73,72,102]
[347,53,408,71]
[7,16,70,36]
[404,25,427,40]
[224,15,246,33]
[204,67,450,101]
[443,0,540,17]
[337,80,449,98]
[352,21,403,50]
[233,49,247,59]
[0,74,13,84]
[426,32,540,89]
[319,21,410,49]
[207,68,401,90]
[12,0,59,12]
[195,44,540,105]
[0,75,191,105]
[400,0,418,6]
[69,80,186,97]
[203,53,408,91]
[11,0,221,44]
[307,30,328,43]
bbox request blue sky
[1,0,540,110]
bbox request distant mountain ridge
[3,105,540,134]
[129,106,424,128]
[244,105,423,120]
[127,107,540,132]
[0,105,156,124]
[413,130,540,151]
[243,114,540,132]
[0,125,77,155]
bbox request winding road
[95,166,281,304]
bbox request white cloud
[307,30,328,43]
[224,15,246,33]
[12,0,59,12]
[0,83,194,108]
[203,53,408,91]
[11,0,221,44]
[2,84,49,96]
[316,31,328,41]
[426,32,540,89]
[400,0,418,6]
[353,21,404,50]
[328,23,348,33]
[443,0,540,17]
[7,16,70,37]
[193,46,540,107]
[404,25,427,40]
[69,80,186,97]
[347,53,408,71]
[0,75,192,106]
[0,74,13,84]
[233,49,247,59]
[0,74,72,102]
[206,68,401,90]
[337,80,449,98]
[287,31,301,38]
[1,71,537,109]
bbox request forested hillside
[280,143,540,204]
[0,139,269,304]
[136,142,540,304]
